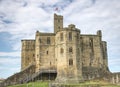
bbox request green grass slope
[7,80,120,87]
[8,81,48,87]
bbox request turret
[54,14,63,33]
[97,30,102,41]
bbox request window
[46,51,48,55]
[60,33,63,41]
[60,48,64,54]
[33,54,35,57]
[47,37,50,44]
[58,20,60,22]
[58,26,60,29]
[69,59,73,66]
[37,54,39,58]
[69,32,72,41]
[89,38,93,49]
[77,48,79,54]
[77,33,79,40]
[39,38,41,43]
[69,47,73,53]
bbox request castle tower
[54,14,63,33]
[55,24,82,83]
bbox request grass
[8,81,48,87]
[7,80,120,87]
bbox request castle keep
[21,14,109,82]
[1,14,120,87]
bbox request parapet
[54,13,63,19]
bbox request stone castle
[0,14,120,87]
[21,14,109,82]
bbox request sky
[0,0,120,79]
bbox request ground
[7,80,120,87]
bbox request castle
[21,14,109,82]
[0,14,120,87]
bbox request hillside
[7,80,120,87]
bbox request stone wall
[0,64,35,87]
[111,73,120,84]
[21,40,35,70]
[35,31,56,72]
[55,24,82,83]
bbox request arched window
[69,59,73,66]
[69,47,73,53]
[60,48,64,54]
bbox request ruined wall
[111,73,120,84]
[35,31,56,72]
[0,65,35,87]
[80,30,108,79]
[39,33,56,70]
[21,40,35,70]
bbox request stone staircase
[0,65,57,87]
[0,64,35,87]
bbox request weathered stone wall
[80,30,109,80]
[0,64,35,87]
[111,73,120,84]
[55,24,82,83]
[21,40,35,70]
[35,31,56,72]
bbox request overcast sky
[0,0,120,79]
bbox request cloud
[0,52,20,57]
[0,0,120,78]
[0,57,20,78]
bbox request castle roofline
[81,34,97,36]
[21,40,35,41]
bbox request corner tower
[55,24,82,83]
[54,14,63,33]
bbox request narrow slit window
[60,33,63,41]
[46,51,48,55]
[69,47,73,53]
[47,37,50,44]
[69,59,73,66]
[60,48,64,54]
[69,32,72,41]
